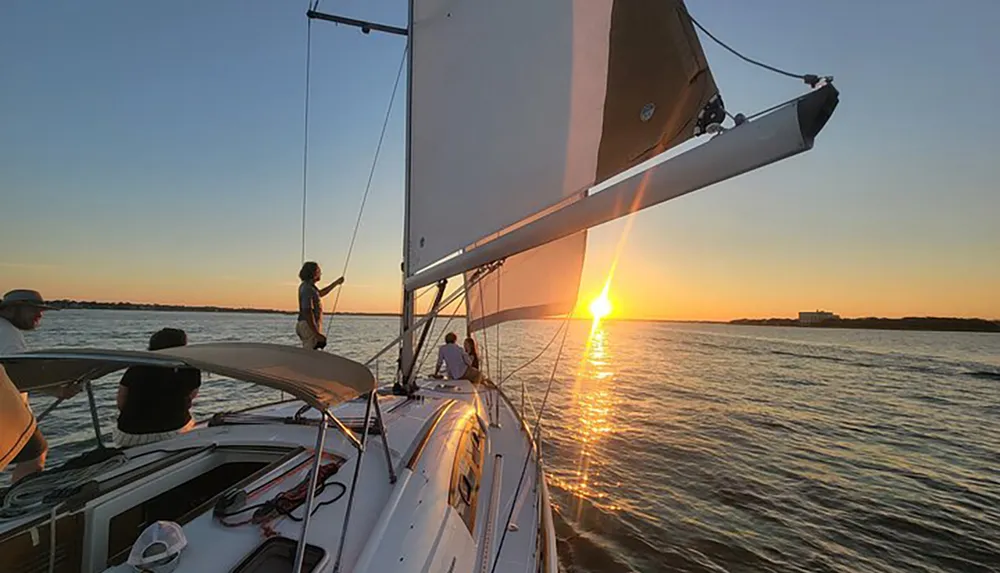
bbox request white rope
[0,453,128,518]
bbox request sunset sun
[589,281,613,322]
[589,291,612,320]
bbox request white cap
[127,521,187,573]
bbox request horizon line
[40,299,1000,324]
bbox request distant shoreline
[45,302,999,332]
[48,300,401,318]
[729,317,1000,333]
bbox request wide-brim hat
[0,289,58,310]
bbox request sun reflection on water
[549,322,623,516]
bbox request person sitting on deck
[464,335,480,370]
[114,328,201,448]
[434,332,484,384]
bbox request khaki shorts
[296,320,323,349]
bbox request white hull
[0,379,554,573]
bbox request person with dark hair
[433,332,484,384]
[114,328,201,448]
[296,261,344,350]
[464,336,480,370]
[0,289,80,481]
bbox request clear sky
[2,1,998,320]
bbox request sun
[588,282,613,321]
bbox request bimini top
[0,342,375,411]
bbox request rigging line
[416,295,463,374]
[300,17,314,264]
[324,45,409,331]
[414,283,438,302]
[477,278,491,378]
[364,263,500,367]
[681,5,825,86]
[495,267,501,383]
[490,311,574,573]
[415,288,468,376]
[498,317,569,387]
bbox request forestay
[408,0,723,331]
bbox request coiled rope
[0,451,128,518]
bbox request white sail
[463,193,588,333]
[465,232,586,333]
[410,0,729,330]
[409,1,613,274]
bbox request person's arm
[116,368,136,411]
[117,385,128,411]
[38,383,83,399]
[434,347,445,376]
[186,370,201,408]
[318,276,345,297]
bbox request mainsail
[409,0,725,331]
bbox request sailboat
[0,1,837,572]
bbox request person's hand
[314,334,328,350]
[334,276,345,287]
[42,382,83,399]
[62,383,84,399]
[431,373,444,379]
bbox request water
[11,310,1000,572]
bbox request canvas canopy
[0,343,376,411]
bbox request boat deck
[0,378,554,573]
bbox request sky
[1,0,998,321]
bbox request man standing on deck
[296,262,345,350]
[0,289,79,481]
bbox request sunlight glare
[589,284,612,320]
[588,279,613,331]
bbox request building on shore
[798,310,839,324]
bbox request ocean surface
[8,310,1000,572]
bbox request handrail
[405,400,456,470]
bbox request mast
[305,4,414,385]
[398,0,416,384]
